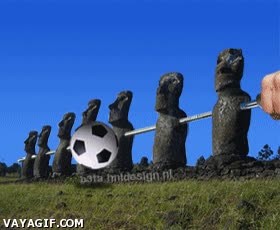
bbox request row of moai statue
[21,91,134,178]
[21,48,251,178]
[154,48,251,168]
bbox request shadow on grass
[75,182,113,189]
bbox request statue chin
[25,146,35,154]
[155,106,168,114]
[58,131,68,139]
[109,117,124,126]
[38,140,43,146]
[155,95,169,113]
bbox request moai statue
[108,91,134,171]
[52,112,76,177]
[33,125,52,178]
[212,48,251,157]
[22,131,38,178]
[153,72,188,169]
[76,99,101,175]
[82,99,101,125]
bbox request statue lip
[155,102,169,113]
[38,143,48,148]
[156,93,168,100]
[217,67,232,75]
[215,78,238,92]
[109,108,120,118]
[156,108,168,113]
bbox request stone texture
[195,155,280,180]
[212,48,251,157]
[82,99,101,125]
[33,125,51,178]
[108,91,134,172]
[77,99,101,175]
[22,131,38,178]
[153,72,188,169]
[52,112,76,177]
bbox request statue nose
[158,85,168,94]
[109,100,118,110]
[58,120,63,127]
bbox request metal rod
[240,100,260,110]
[178,111,213,125]
[124,125,156,137]
[124,111,213,137]
[17,150,57,162]
[17,98,262,162]
[46,150,56,155]
[124,100,261,137]
[17,158,26,163]
[17,155,36,163]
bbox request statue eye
[119,96,126,101]
[171,78,178,84]
[123,96,128,101]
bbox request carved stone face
[38,125,51,148]
[82,99,101,124]
[155,72,183,112]
[24,131,38,153]
[109,91,133,125]
[58,112,76,139]
[215,48,244,92]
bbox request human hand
[261,71,280,120]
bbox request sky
[0,0,279,167]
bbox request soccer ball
[70,121,118,170]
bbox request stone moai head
[24,131,38,153]
[109,91,133,125]
[215,48,244,92]
[82,99,101,125]
[38,125,52,148]
[57,112,76,139]
[155,72,184,113]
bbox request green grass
[1,177,280,229]
[0,174,20,183]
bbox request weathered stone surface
[77,99,101,176]
[153,72,188,169]
[22,131,38,178]
[193,155,280,180]
[212,48,251,157]
[33,125,51,178]
[41,155,280,182]
[82,99,101,125]
[52,112,76,177]
[108,91,134,172]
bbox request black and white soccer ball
[70,122,118,169]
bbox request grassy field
[1,177,280,229]
[0,174,20,183]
